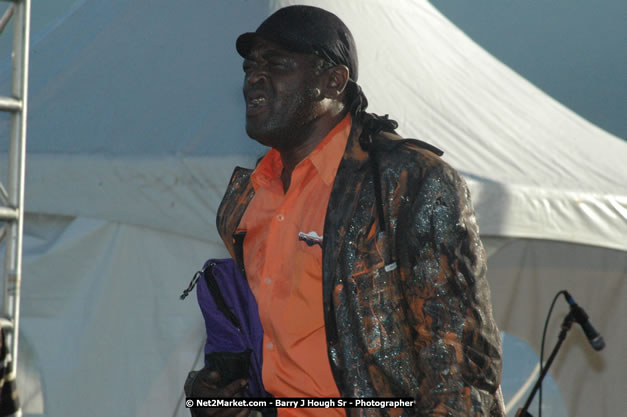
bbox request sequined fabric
[216,121,505,416]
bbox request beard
[246,87,321,151]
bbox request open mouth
[246,92,269,116]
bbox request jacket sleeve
[403,162,503,416]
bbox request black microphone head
[567,296,606,351]
[589,335,605,351]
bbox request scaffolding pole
[0,0,31,415]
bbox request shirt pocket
[283,242,325,337]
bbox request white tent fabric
[0,1,625,416]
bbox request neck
[279,108,347,192]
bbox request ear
[321,65,350,100]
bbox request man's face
[242,38,325,150]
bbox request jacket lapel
[322,122,370,327]
[216,166,255,261]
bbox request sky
[431,0,626,140]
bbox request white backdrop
[0,1,625,416]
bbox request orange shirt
[238,115,351,417]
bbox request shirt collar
[251,114,352,190]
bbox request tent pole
[1,0,31,415]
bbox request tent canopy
[0,1,625,417]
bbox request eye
[268,56,290,68]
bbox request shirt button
[264,277,272,285]
[267,341,274,350]
[276,213,285,222]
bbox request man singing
[188,5,504,416]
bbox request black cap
[236,5,359,82]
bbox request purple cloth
[196,258,266,398]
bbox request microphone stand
[516,311,576,417]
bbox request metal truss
[0,0,31,416]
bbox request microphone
[563,291,605,351]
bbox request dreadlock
[345,81,398,150]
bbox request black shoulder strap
[375,130,444,156]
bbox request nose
[245,69,268,88]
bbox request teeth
[250,97,266,105]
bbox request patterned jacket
[216,120,505,416]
